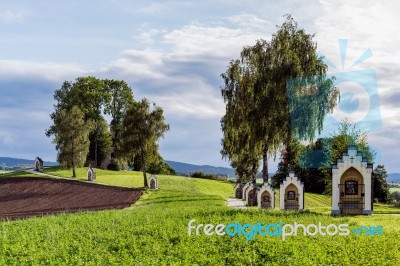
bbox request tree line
[220,15,390,203]
[46,77,173,186]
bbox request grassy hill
[0,168,399,265]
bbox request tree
[71,77,110,166]
[268,15,338,172]
[372,165,391,203]
[221,15,339,186]
[50,106,94,177]
[87,117,112,167]
[46,76,111,164]
[272,121,377,194]
[119,98,169,187]
[104,79,135,162]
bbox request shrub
[392,191,400,201]
[107,159,120,171]
[190,171,228,182]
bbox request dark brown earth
[0,177,143,220]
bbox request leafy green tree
[221,16,338,185]
[50,106,94,177]
[47,76,111,167]
[274,121,377,194]
[119,98,169,187]
[104,79,135,161]
[268,15,338,171]
[147,155,176,175]
[71,77,110,166]
[220,59,262,186]
[87,117,112,167]
[372,165,391,203]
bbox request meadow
[390,187,400,193]
[0,168,399,265]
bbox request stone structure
[331,146,373,215]
[245,184,257,206]
[233,183,243,199]
[149,175,158,189]
[257,182,275,209]
[241,182,252,200]
[280,172,304,211]
[87,167,96,181]
[35,157,43,172]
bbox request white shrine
[331,146,373,215]
[280,172,304,211]
[257,182,275,209]
[149,175,158,189]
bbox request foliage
[272,121,377,194]
[47,76,110,167]
[50,106,94,177]
[220,59,262,183]
[147,157,176,175]
[372,165,391,203]
[104,79,135,163]
[87,117,112,167]
[221,15,338,184]
[392,191,400,202]
[119,98,169,187]
[190,171,229,182]
[107,158,121,171]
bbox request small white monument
[280,172,304,211]
[257,182,275,209]
[35,157,44,172]
[331,146,373,215]
[87,166,96,181]
[233,183,243,199]
[149,175,158,189]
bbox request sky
[0,0,399,173]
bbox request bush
[107,159,120,171]
[147,161,176,175]
[392,191,400,201]
[190,171,228,181]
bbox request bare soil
[0,177,143,220]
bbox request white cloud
[0,10,24,24]
[0,60,88,81]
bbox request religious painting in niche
[263,195,270,202]
[287,191,296,200]
[345,180,358,195]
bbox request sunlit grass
[0,168,399,264]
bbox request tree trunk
[72,141,76,178]
[262,144,269,183]
[141,149,148,187]
[95,136,98,167]
[252,160,258,206]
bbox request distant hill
[0,157,58,168]
[388,173,400,183]
[165,160,236,178]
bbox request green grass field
[390,187,400,193]
[0,168,399,265]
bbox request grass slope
[0,168,399,265]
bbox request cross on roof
[290,176,293,181]
[350,156,354,163]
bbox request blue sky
[0,0,399,173]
